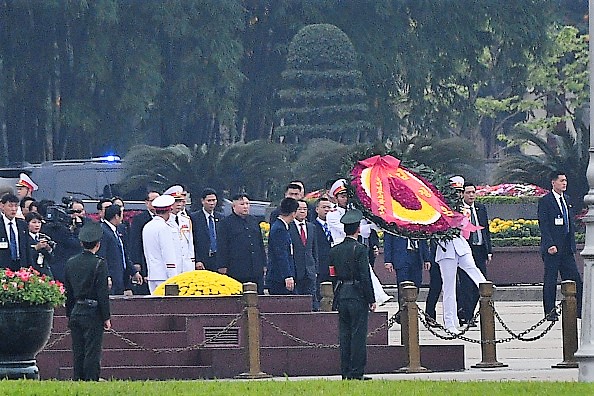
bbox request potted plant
[0,267,66,379]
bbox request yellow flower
[152,270,243,296]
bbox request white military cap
[16,173,38,191]
[163,185,185,200]
[449,176,465,190]
[152,195,175,209]
[329,179,347,197]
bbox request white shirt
[294,220,307,239]
[3,215,19,258]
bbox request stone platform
[37,295,464,380]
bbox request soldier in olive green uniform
[330,209,376,380]
[64,222,111,381]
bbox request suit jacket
[313,219,332,282]
[435,235,472,262]
[28,233,54,277]
[383,235,429,270]
[0,215,32,271]
[288,220,318,280]
[266,218,296,282]
[329,237,375,304]
[190,209,221,270]
[464,202,492,255]
[97,222,133,294]
[216,212,266,282]
[128,210,152,276]
[538,192,576,254]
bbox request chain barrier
[418,302,560,344]
[259,310,402,349]
[43,329,72,350]
[94,308,245,354]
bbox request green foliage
[276,23,372,143]
[0,268,65,307]
[492,237,541,247]
[476,196,540,204]
[486,26,589,207]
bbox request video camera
[44,197,77,226]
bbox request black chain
[105,308,246,354]
[259,313,338,348]
[490,301,560,342]
[418,307,484,343]
[43,329,72,350]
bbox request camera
[44,196,77,226]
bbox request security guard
[64,222,111,381]
[330,209,376,380]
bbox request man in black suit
[457,182,492,326]
[217,193,267,293]
[97,205,134,295]
[128,191,159,295]
[190,188,221,271]
[266,198,299,295]
[538,170,583,320]
[0,193,32,271]
[289,200,319,309]
[313,197,334,302]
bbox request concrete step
[384,284,561,302]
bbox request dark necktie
[322,221,333,243]
[115,231,126,269]
[175,214,179,225]
[299,223,307,246]
[208,215,217,253]
[8,221,18,260]
[469,206,479,245]
[560,196,569,234]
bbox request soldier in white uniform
[15,173,38,219]
[435,176,487,334]
[163,185,195,273]
[326,179,372,246]
[142,195,180,293]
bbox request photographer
[26,211,54,277]
[40,197,86,282]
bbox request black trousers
[69,306,105,381]
[338,298,369,379]
[295,275,317,310]
[542,250,583,318]
[425,260,442,320]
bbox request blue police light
[92,154,121,162]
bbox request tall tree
[275,24,372,143]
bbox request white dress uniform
[435,235,487,331]
[143,215,180,293]
[167,212,195,273]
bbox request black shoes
[546,313,559,322]
[343,376,372,381]
[426,317,439,328]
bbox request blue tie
[208,215,217,253]
[115,231,126,270]
[322,221,333,243]
[8,222,18,261]
[560,196,569,234]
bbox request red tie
[299,223,307,246]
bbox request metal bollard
[471,282,507,368]
[242,282,258,294]
[552,280,579,368]
[164,283,179,296]
[397,285,429,373]
[398,281,415,345]
[236,285,271,379]
[320,282,334,312]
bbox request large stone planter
[0,303,54,379]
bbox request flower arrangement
[476,183,548,198]
[489,218,540,238]
[259,221,270,246]
[349,154,461,240]
[0,267,66,307]
[152,270,243,296]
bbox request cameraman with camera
[41,197,86,282]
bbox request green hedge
[477,196,540,204]
[492,233,585,247]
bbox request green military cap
[78,221,103,243]
[340,209,363,225]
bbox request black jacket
[0,215,32,271]
[330,237,375,304]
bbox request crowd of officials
[0,169,583,380]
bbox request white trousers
[148,280,165,294]
[437,253,487,329]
